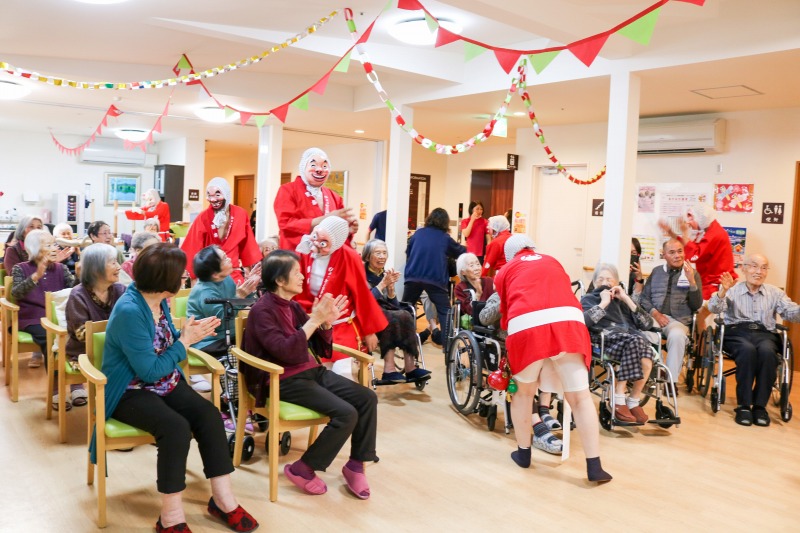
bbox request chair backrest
[235,310,250,349]
[3,275,15,304]
[171,296,188,319]
[86,320,109,370]
[45,291,57,325]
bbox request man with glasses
[708,254,800,426]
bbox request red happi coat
[295,246,388,362]
[180,205,261,284]
[124,201,171,241]
[495,250,591,374]
[274,176,350,251]
[482,229,511,277]
[681,219,737,299]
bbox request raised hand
[181,315,221,346]
[719,271,736,292]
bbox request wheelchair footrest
[612,418,644,427]
[647,417,681,425]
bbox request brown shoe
[613,405,638,423]
[629,405,649,424]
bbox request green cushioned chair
[1,275,39,402]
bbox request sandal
[52,394,72,412]
[342,465,370,500]
[284,464,327,495]
[71,388,88,407]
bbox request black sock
[586,457,612,483]
[511,446,531,468]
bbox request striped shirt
[707,282,800,332]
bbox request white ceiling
[1,0,799,156]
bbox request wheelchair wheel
[655,403,676,429]
[598,402,612,431]
[486,405,498,432]
[415,378,427,391]
[446,331,482,416]
[280,432,292,455]
[227,433,236,458]
[698,327,714,398]
[241,435,255,461]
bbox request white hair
[24,228,52,259]
[52,223,73,238]
[456,252,479,277]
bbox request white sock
[626,397,640,409]
[614,394,626,407]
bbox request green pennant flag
[224,106,235,118]
[464,42,486,61]
[255,115,268,128]
[177,56,191,70]
[291,93,309,110]
[334,52,351,73]
[529,51,559,74]
[618,8,661,45]
[424,12,438,33]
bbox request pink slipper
[284,464,327,495]
[342,466,370,500]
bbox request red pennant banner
[567,34,610,67]
[311,72,331,95]
[434,26,461,48]
[493,49,521,74]
[270,103,290,123]
[356,20,376,44]
[239,112,252,125]
[397,0,424,10]
[674,0,705,5]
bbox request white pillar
[601,71,641,272]
[255,123,283,242]
[372,140,386,218]
[385,106,413,299]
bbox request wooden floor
[1,344,798,532]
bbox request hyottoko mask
[207,186,226,211]
[304,156,330,187]
[310,228,333,256]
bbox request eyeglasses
[746,264,770,272]
[97,231,113,237]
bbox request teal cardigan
[89,283,186,463]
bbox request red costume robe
[495,250,591,374]
[180,204,261,284]
[482,229,511,277]
[680,219,737,299]
[295,246,388,362]
[274,176,350,251]
[124,201,171,241]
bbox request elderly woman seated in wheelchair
[454,252,495,324]
[362,238,430,385]
[581,263,662,426]
[707,256,798,426]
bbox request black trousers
[23,324,48,368]
[723,328,780,408]
[402,281,451,335]
[113,379,233,494]
[279,366,378,471]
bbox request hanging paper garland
[1,11,338,91]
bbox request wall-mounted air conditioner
[79,138,156,166]
[637,117,726,155]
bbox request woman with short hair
[4,215,44,273]
[87,220,125,264]
[96,243,257,532]
[121,232,160,281]
[52,223,80,276]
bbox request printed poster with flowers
[714,183,754,212]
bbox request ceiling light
[114,129,149,142]
[354,129,365,134]
[73,0,130,5]
[193,106,240,123]
[513,111,526,117]
[0,80,32,100]
[389,18,462,46]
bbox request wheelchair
[368,300,429,391]
[589,327,681,431]
[695,316,793,421]
[445,300,511,433]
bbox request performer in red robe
[294,216,387,378]
[482,215,512,277]
[274,147,356,251]
[180,178,261,284]
[123,188,172,241]
[495,235,610,482]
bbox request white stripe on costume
[507,306,585,336]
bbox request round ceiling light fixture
[0,80,32,100]
[193,106,240,123]
[388,18,462,46]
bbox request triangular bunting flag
[529,51,560,74]
[270,103,290,123]
[311,72,331,95]
[146,132,153,144]
[291,94,309,111]
[334,52,352,73]
[464,42,486,61]
[239,112,252,125]
[424,12,438,33]
[153,117,163,134]
[224,106,236,119]
[397,0,423,10]
[177,55,192,70]
[356,20,375,44]
[494,49,521,74]
[617,8,660,45]
[255,115,268,128]
[567,33,609,67]
[674,0,705,5]
[108,105,122,117]
[435,27,461,48]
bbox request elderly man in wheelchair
[637,238,703,395]
[707,254,798,426]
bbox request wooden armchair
[1,275,39,402]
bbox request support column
[601,71,641,272]
[255,123,283,242]
[385,106,413,299]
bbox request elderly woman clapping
[454,252,495,319]
[4,214,44,273]
[10,229,75,369]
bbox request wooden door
[234,175,254,213]
[490,170,514,217]
[785,161,800,370]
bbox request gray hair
[361,239,387,263]
[52,223,73,238]
[15,215,44,241]
[259,237,279,254]
[23,228,52,259]
[80,243,118,288]
[592,263,620,285]
[143,218,160,231]
[131,231,160,251]
[456,252,479,277]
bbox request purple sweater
[65,283,127,359]
[11,261,74,329]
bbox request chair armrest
[776,324,788,332]
[0,297,20,313]
[231,347,284,375]
[333,343,375,365]
[186,348,224,376]
[78,353,107,386]
[41,316,68,336]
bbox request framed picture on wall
[104,172,141,206]
[328,170,348,203]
